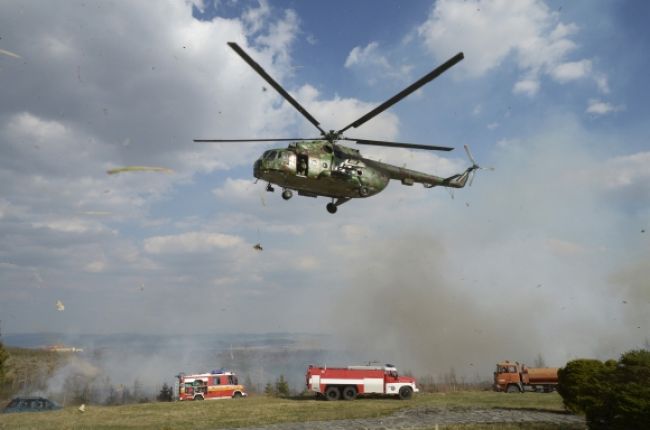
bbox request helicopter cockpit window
[263,150,278,160]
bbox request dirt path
[226,406,585,429]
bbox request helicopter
[196,42,490,214]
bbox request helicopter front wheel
[282,189,293,200]
[326,203,337,214]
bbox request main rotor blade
[194,138,321,143]
[341,137,453,151]
[227,42,326,136]
[337,52,464,134]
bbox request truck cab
[494,361,523,393]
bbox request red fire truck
[176,369,247,401]
[306,364,419,400]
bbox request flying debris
[106,166,174,175]
[253,243,263,251]
[0,48,21,59]
[55,300,65,312]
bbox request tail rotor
[463,144,494,186]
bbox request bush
[0,340,8,384]
[557,350,650,430]
[557,359,614,414]
[606,350,650,429]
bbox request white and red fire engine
[176,369,247,401]
[306,364,418,400]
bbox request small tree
[244,374,255,394]
[263,381,274,396]
[534,353,546,368]
[157,383,173,402]
[275,375,290,397]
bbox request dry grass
[0,391,575,430]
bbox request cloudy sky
[1,0,648,373]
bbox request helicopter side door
[297,152,332,179]
[296,153,308,176]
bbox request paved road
[226,406,585,429]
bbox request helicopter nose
[253,159,262,177]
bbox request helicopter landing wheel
[326,203,337,214]
[282,189,293,200]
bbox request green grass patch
[0,391,573,430]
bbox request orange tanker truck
[493,360,559,393]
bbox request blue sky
[1,0,648,375]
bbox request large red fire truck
[176,369,247,401]
[306,364,419,400]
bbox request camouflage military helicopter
[196,43,489,214]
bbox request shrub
[558,350,650,430]
[557,359,613,414]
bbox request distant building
[43,344,84,353]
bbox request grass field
[0,391,583,430]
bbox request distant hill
[0,347,70,400]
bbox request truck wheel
[506,384,520,393]
[398,386,413,400]
[194,394,204,400]
[232,392,243,398]
[342,386,357,400]
[325,386,340,401]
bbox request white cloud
[344,41,414,84]
[242,0,271,34]
[599,152,650,190]
[586,99,625,116]
[551,59,592,82]
[84,260,107,273]
[255,9,299,65]
[340,224,371,242]
[546,238,589,257]
[513,79,540,96]
[144,232,244,254]
[345,42,384,68]
[31,218,105,234]
[296,84,400,139]
[212,178,258,199]
[296,256,319,271]
[418,0,601,95]
[594,74,610,94]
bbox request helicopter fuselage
[254,141,390,199]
